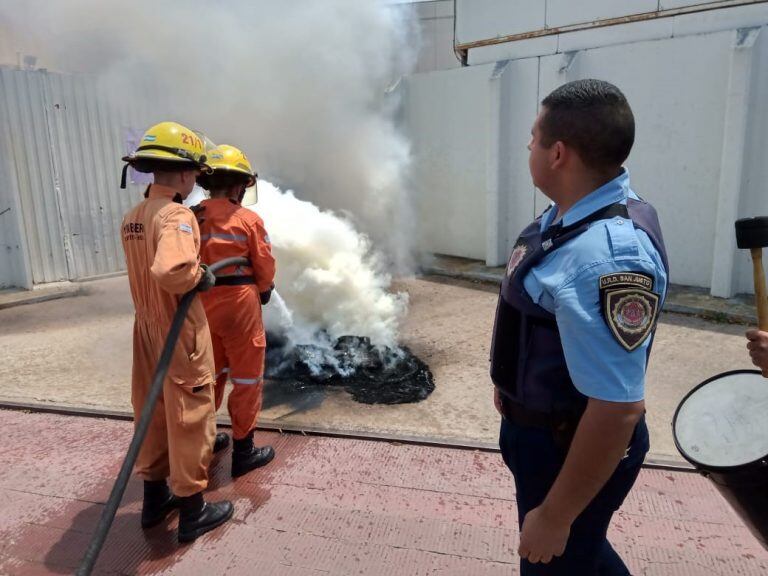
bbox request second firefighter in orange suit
[194,144,277,478]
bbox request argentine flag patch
[179,223,193,234]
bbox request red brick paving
[0,409,766,575]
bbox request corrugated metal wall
[0,66,154,287]
[0,85,30,289]
[0,68,69,285]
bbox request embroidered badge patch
[178,223,193,234]
[599,273,659,351]
[506,244,528,277]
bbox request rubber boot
[177,492,234,543]
[141,479,180,529]
[231,431,275,478]
[213,432,230,454]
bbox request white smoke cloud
[0,0,419,268]
[253,180,407,349]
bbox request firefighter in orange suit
[193,144,277,478]
[120,121,233,543]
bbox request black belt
[500,397,581,432]
[501,398,583,449]
[214,276,256,287]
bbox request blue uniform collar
[542,169,630,232]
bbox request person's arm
[746,329,768,377]
[150,207,203,294]
[518,398,644,563]
[248,218,276,294]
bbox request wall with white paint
[403,64,493,260]
[405,1,768,295]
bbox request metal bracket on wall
[736,26,761,49]
[559,51,580,75]
[490,59,510,80]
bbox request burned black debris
[265,334,434,405]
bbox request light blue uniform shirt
[522,170,667,402]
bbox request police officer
[490,79,668,574]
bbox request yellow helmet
[197,144,257,189]
[120,121,211,188]
[208,145,257,184]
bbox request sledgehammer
[735,217,768,331]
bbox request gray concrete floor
[0,275,755,461]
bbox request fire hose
[76,256,250,576]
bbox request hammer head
[735,217,768,249]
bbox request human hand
[518,505,570,564]
[260,284,274,305]
[746,329,768,377]
[494,387,503,415]
[197,263,216,292]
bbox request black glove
[259,283,274,305]
[197,263,216,292]
[190,204,206,225]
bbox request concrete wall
[540,31,733,289]
[734,27,768,294]
[403,65,493,260]
[456,1,766,46]
[403,58,540,265]
[405,1,768,295]
[456,0,546,46]
[413,0,461,73]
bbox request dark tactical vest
[490,198,669,418]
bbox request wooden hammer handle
[751,247,768,331]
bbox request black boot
[141,479,180,529]
[231,432,275,478]
[213,432,230,454]
[177,492,234,543]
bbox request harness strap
[215,275,256,287]
[543,203,629,243]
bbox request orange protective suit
[121,184,216,497]
[198,198,276,440]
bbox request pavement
[2,409,767,576]
[0,272,756,462]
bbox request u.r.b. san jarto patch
[599,272,660,352]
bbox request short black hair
[196,170,251,192]
[539,79,635,172]
[132,158,197,174]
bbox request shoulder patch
[506,243,528,277]
[599,272,659,351]
[178,222,193,234]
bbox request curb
[0,399,695,471]
[422,266,758,325]
[0,283,82,311]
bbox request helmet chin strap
[120,164,129,189]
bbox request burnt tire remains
[265,335,435,405]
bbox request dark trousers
[499,416,649,575]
